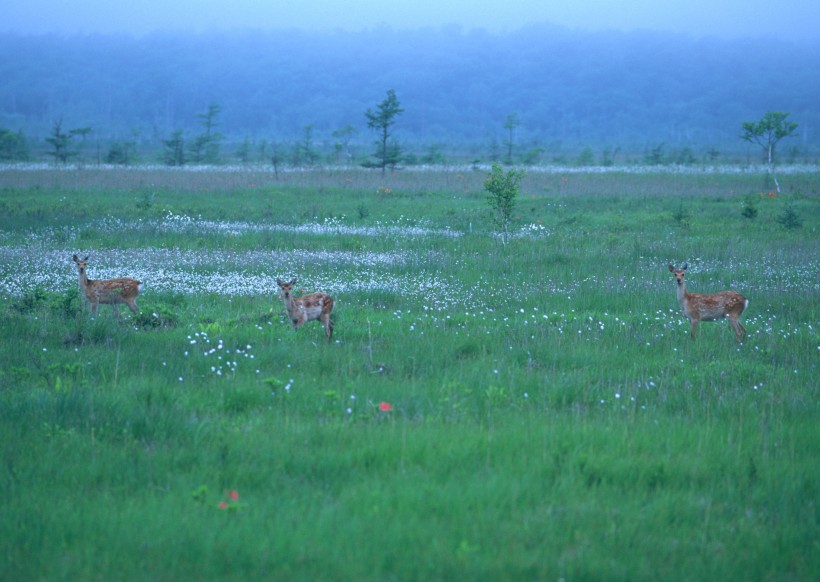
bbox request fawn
[73,254,143,316]
[276,277,334,341]
[668,263,748,340]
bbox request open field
[0,166,818,580]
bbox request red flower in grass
[379,402,392,412]
[218,490,240,510]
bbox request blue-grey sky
[3,0,819,42]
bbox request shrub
[0,128,30,161]
[484,163,524,245]
[776,204,802,229]
[741,195,758,219]
[672,204,691,229]
[133,305,179,329]
[11,287,49,314]
[50,287,83,319]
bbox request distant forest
[1,25,818,165]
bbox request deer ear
[290,278,298,286]
[276,278,284,286]
[683,262,688,271]
[73,254,79,262]
[668,264,675,272]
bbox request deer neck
[282,293,298,316]
[676,280,689,306]
[77,270,89,291]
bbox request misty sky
[3,0,819,42]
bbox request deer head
[668,263,688,287]
[276,277,298,299]
[73,254,90,276]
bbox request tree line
[0,26,817,164]
[4,83,799,184]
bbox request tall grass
[0,168,817,580]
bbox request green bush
[741,194,758,219]
[777,203,802,229]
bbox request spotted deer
[73,254,143,316]
[276,277,334,341]
[668,263,748,341]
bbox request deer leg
[729,318,746,341]
[128,301,139,313]
[689,319,699,339]
[321,314,334,340]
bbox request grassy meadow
[0,165,818,581]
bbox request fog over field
[6,0,820,42]
[2,1,819,160]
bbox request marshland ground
[0,165,817,580]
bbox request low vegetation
[0,167,817,581]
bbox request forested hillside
[0,25,818,162]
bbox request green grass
[0,167,818,581]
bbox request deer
[668,263,748,341]
[276,277,334,341]
[73,254,143,316]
